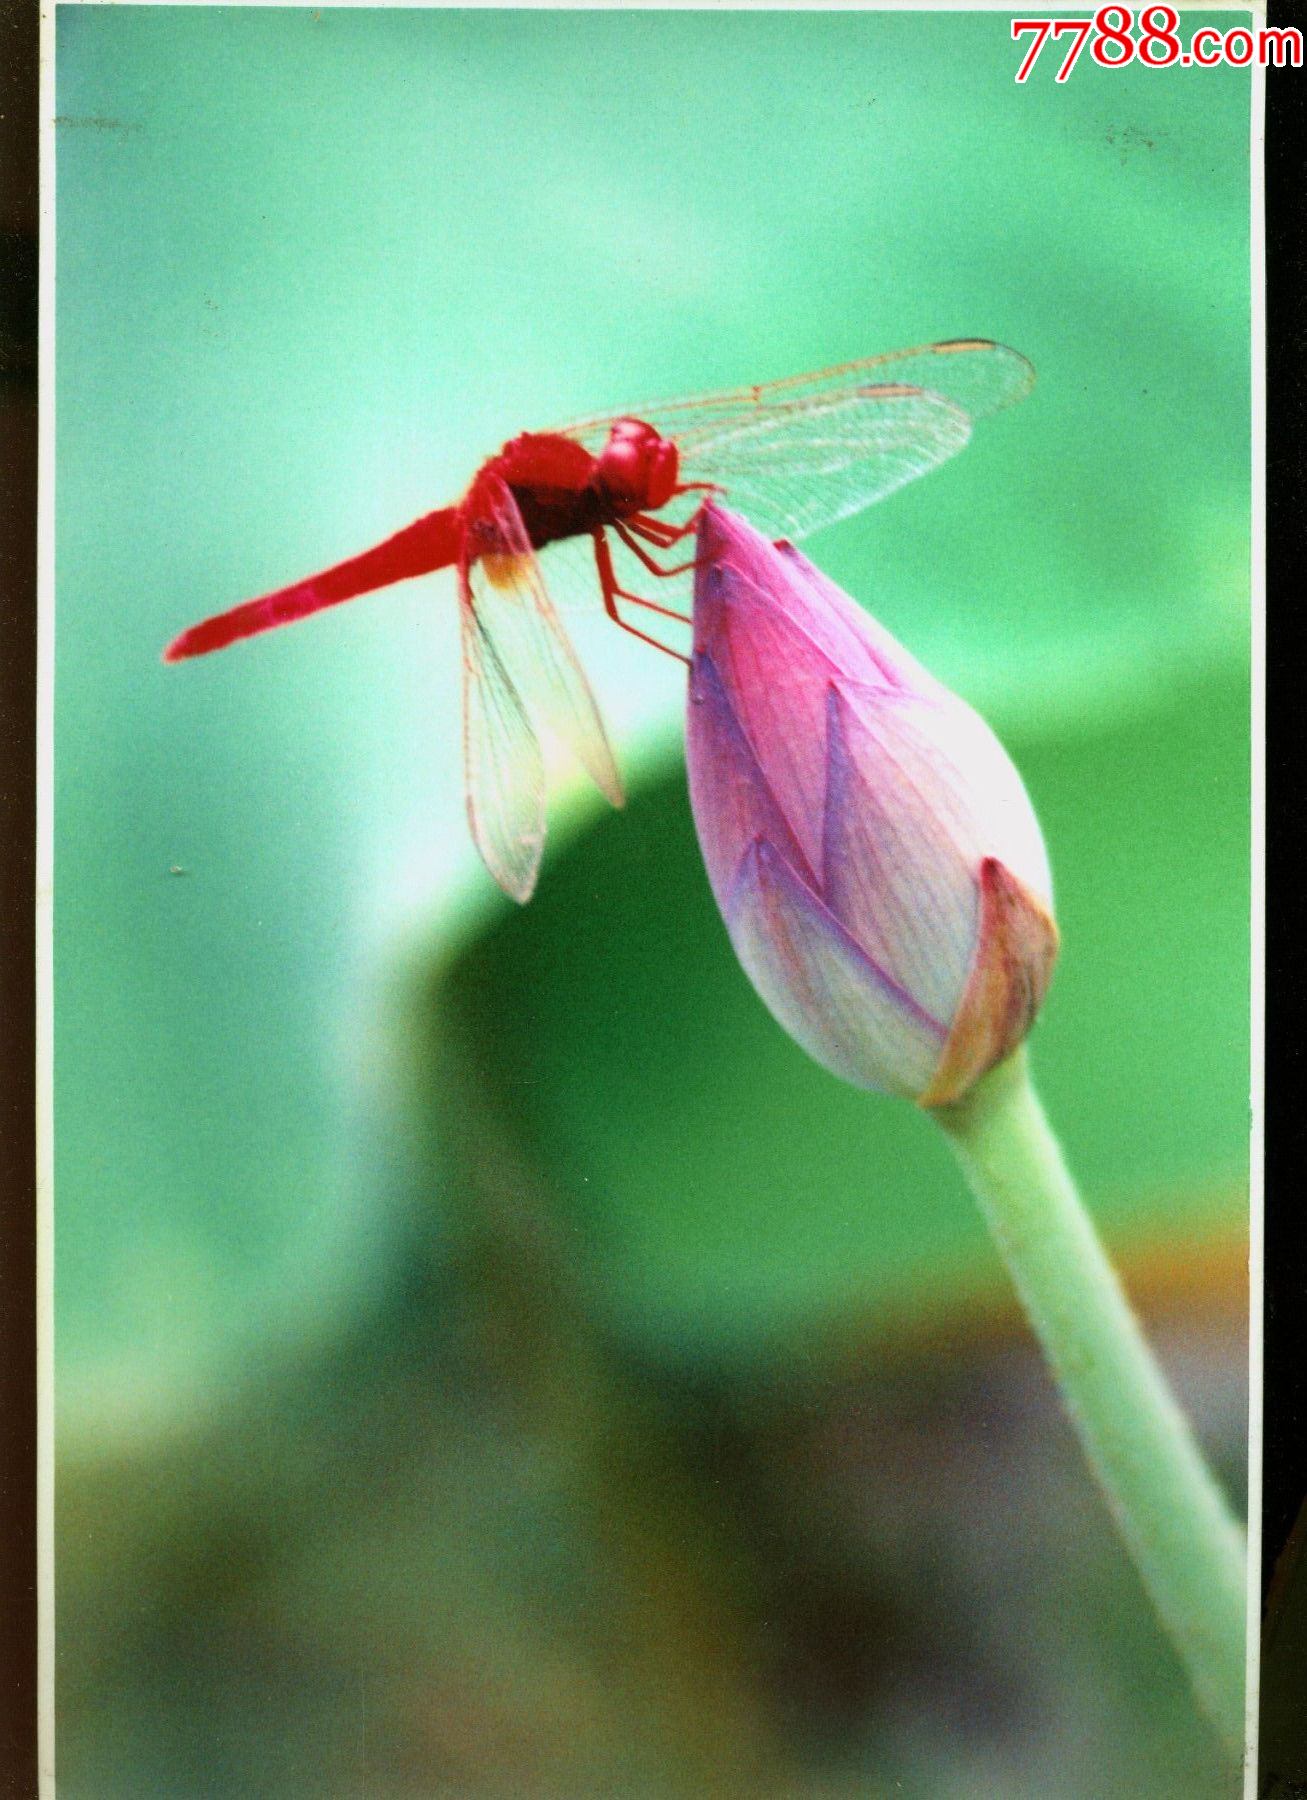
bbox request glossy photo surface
[55,11,1251,1795]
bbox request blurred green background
[56,9,1250,1795]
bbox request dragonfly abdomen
[163,505,461,661]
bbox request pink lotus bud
[686,505,1058,1107]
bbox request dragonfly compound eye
[599,418,679,511]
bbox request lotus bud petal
[686,505,1058,1107]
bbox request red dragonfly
[165,338,1033,902]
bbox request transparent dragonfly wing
[460,592,548,904]
[460,475,623,902]
[531,532,610,615]
[557,338,1034,452]
[533,530,696,664]
[671,387,975,542]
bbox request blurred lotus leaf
[423,658,1248,1364]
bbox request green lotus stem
[932,1047,1247,1756]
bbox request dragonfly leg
[625,484,720,550]
[625,511,685,546]
[661,482,723,536]
[628,509,705,550]
[612,522,700,589]
[592,532,690,665]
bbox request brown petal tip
[919,858,1059,1110]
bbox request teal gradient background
[56,10,1251,1793]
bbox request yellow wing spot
[481,552,531,592]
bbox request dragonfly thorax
[594,418,679,514]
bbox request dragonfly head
[597,418,679,512]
